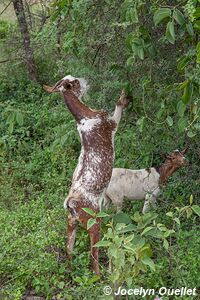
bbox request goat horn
[43,79,64,93]
[181,146,189,155]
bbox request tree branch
[0,1,12,16]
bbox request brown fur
[45,77,129,274]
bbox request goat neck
[158,160,181,185]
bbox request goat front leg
[143,194,157,214]
[66,214,77,259]
[112,90,130,125]
[88,220,101,275]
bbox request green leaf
[189,195,193,205]
[141,226,153,236]
[182,81,193,104]
[174,217,180,225]
[6,111,15,124]
[136,117,145,132]
[8,122,14,134]
[131,236,146,250]
[58,281,65,289]
[138,47,144,60]
[113,212,132,224]
[186,207,193,218]
[177,100,186,117]
[166,21,175,44]
[187,131,196,138]
[153,8,171,26]
[117,223,137,234]
[87,218,97,230]
[178,117,187,132]
[166,211,173,217]
[173,9,185,25]
[192,205,200,217]
[82,207,95,216]
[16,111,24,126]
[163,239,169,250]
[166,116,173,126]
[93,240,111,247]
[141,257,155,271]
[96,212,110,218]
[186,22,194,36]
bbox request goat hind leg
[88,220,101,275]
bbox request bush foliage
[0,0,199,299]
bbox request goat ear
[181,147,189,155]
[43,85,58,93]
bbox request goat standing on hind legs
[44,76,129,275]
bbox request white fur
[62,75,89,100]
[77,117,101,133]
[105,167,161,213]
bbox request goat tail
[64,192,81,217]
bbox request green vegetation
[0,0,200,299]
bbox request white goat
[105,149,188,213]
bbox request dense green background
[0,0,199,299]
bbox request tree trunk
[12,0,37,81]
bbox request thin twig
[0,59,9,64]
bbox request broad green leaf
[187,131,196,138]
[113,212,132,224]
[131,236,146,250]
[186,22,194,36]
[93,240,111,247]
[6,111,15,124]
[87,218,97,230]
[124,234,135,244]
[194,7,200,19]
[141,257,155,271]
[166,21,175,44]
[174,217,180,225]
[144,228,163,238]
[136,117,145,132]
[153,8,171,26]
[82,207,95,216]
[182,81,193,104]
[138,47,144,60]
[8,122,14,134]
[166,212,173,217]
[141,226,153,236]
[16,111,24,126]
[166,116,173,127]
[96,212,110,218]
[186,207,193,218]
[194,20,200,31]
[192,205,200,217]
[178,117,187,132]
[173,9,185,25]
[58,281,65,289]
[177,100,186,117]
[163,239,169,250]
[117,223,137,234]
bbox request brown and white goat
[44,75,129,274]
[104,148,188,213]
